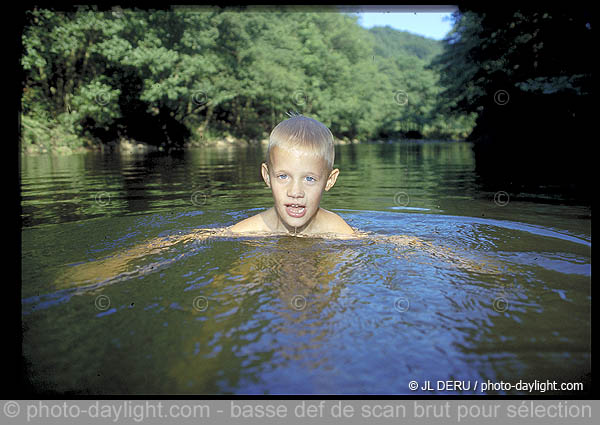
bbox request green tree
[21,6,479,153]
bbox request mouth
[284,203,306,218]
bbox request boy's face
[262,145,339,233]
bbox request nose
[287,179,304,199]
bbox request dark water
[20,141,591,395]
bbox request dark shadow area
[471,88,592,205]
[431,5,592,205]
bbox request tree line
[20,5,472,153]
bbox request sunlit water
[20,141,591,395]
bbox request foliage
[20,6,477,153]
[369,25,443,62]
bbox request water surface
[21,141,591,394]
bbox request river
[20,140,591,394]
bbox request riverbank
[20,135,364,156]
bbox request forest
[20,5,592,195]
[19,5,470,153]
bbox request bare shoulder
[319,208,355,235]
[228,211,270,234]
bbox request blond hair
[266,113,335,173]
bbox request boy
[54,114,357,288]
[229,114,355,236]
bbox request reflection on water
[20,142,591,394]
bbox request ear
[261,162,271,188]
[324,168,340,191]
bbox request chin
[285,217,308,227]
[278,206,313,227]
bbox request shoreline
[20,136,468,156]
[19,136,374,156]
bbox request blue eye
[277,174,287,179]
[306,176,316,182]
